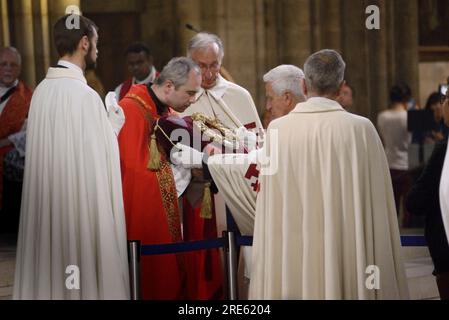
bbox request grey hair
[187,32,224,61]
[0,46,22,65]
[155,57,200,89]
[303,49,345,95]
[263,65,305,99]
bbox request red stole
[0,81,32,208]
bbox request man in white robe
[13,14,129,299]
[249,49,409,299]
[180,32,263,236]
[207,64,306,299]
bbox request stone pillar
[393,0,420,104]
[279,0,312,66]
[224,0,258,99]
[365,0,390,118]
[32,0,51,83]
[140,0,177,68]
[176,0,201,55]
[341,0,370,117]
[320,0,342,51]
[12,0,36,87]
[0,0,10,47]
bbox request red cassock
[118,84,186,299]
[157,116,224,300]
[0,81,32,208]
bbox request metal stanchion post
[225,231,238,300]
[128,240,141,300]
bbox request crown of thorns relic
[191,113,240,150]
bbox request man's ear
[337,80,346,97]
[163,80,174,94]
[284,91,293,106]
[301,79,308,97]
[79,35,90,53]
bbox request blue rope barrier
[400,235,427,247]
[139,234,427,256]
[236,235,253,247]
[141,237,226,255]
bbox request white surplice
[13,62,130,299]
[249,97,409,300]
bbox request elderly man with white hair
[263,64,306,124]
[205,64,305,299]
[208,64,306,236]
[249,49,409,300]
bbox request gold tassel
[200,182,213,219]
[148,129,161,171]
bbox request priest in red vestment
[118,57,202,299]
[0,47,32,210]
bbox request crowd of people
[2,13,449,300]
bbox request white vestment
[13,63,130,299]
[207,150,260,236]
[440,136,449,241]
[249,97,409,300]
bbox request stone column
[365,0,390,118]
[320,0,342,51]
[140,0,177,68]
[176,0,201,55]
[341,0,370,117]
[32,0,51,83]
[0,0,10,47]
[393,0,420,104]
[224,0,258,99]
[12,0,36,87]
[279,0,312,66]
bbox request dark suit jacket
[406,141,449,274]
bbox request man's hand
[105,92,125,136]
[234,126,258,151]
[171,143,204,169]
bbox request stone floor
[0,231,440,300]
[0,234,16,300]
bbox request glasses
[197,62,220,73]
[440,94,449,105]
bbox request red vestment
[0,81,32,208]
[118,84,185,299]
[156,116,224,300]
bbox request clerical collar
[57,60,84,77]
[0,79,18,97]
[147,83,169,115]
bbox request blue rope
[400,235,427,247]
[141,237,226,255]
[139,234,426,256]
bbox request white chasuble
[13,65,130,299]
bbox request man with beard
[13,14,130,299]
